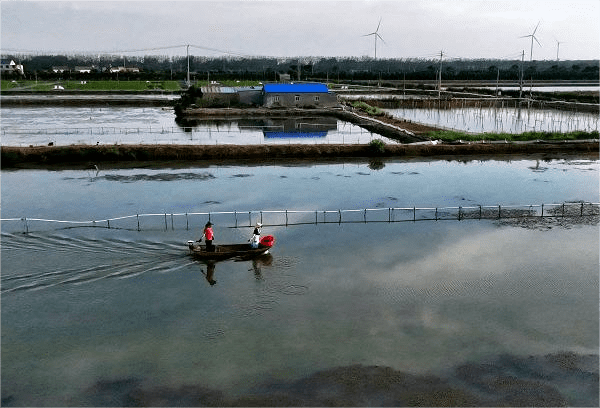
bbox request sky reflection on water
[1,158,598,406]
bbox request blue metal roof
[263,83,329,93]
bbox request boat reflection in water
[187,239,275,286]
[195,253,273,286]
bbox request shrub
[352,101,385,116]
[369,139,386,153]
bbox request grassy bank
[2,142,598,169]
[427,130,599,142]
[1,80,181,91]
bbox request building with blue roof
[262,82,339,108]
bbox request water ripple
[1,233,192,294]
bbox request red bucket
[260,235,275,248]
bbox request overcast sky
[2,0,599,61]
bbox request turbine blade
[533,21,541,35]
[534,36,541,47]
[377,33,386,44]
[376,17,382,32]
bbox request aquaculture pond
[2,157,598,406]
[0,107,385,147]
[384,106,599,134]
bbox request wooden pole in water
[438,51,443,100]
[519,50,524,99]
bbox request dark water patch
[76,353,598,406]
[85,377,226,407]
[101,172,215,183]
[203,328,227,340]
[230,173,253,178]
[1,395,15,406]
[453,352,599,407]
[63,172,216,182]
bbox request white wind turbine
[520,21,542,62]
[363,18,386,59]
[555,38,565,61]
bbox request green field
[1,80,181,91]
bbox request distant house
[74,66,93,74]
[200,85,239,106]
[52,66,70,74]
[109,66,140,73]
[262,83,339,108]
[1,59,24,75]
[277,73,291,82]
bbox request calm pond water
[2,157,598,406]
[0,107,384,146]
[385,106,599,134]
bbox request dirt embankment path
[2,142,598,169]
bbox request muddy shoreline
[2,142,598,169]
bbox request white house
[74,66,93,74]
[1,59,24,75]
[52,66,70,74]
[109,66,140,73]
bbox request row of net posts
[3,202,598,234]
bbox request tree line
[2,54,598,82]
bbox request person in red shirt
[203,221,215,251]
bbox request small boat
[187,235,275,261]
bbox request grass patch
[427,130,599,142]
[351,101,385,116]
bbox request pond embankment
[2,141,598,169]
[0,91,178,107]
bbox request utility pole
[186,44,190,87]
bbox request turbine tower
[363,18,386,59]
[555,38,564,61]
[520,22,542,62]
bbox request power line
[1,43,254,57]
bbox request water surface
[2,158,598,406]
[0,107,382,146]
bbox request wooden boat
[187,235,275,261]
